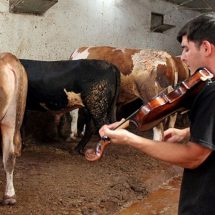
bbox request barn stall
[0,0,212,214]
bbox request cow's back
[71,46,189,105]
[21,58,118,88]
[71,46,140,76]
[20,59,120,111]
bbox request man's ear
[201,40,212,56]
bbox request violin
[85,67,214,161]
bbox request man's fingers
[163,133,172,141]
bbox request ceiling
[8,0,215,15]
[163,0,215,13]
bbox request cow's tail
[110,64,121,122]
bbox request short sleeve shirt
[178,80,215,215]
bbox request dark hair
[177,13,215,46]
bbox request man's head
[177,13,215,46]
[177,13,215,73]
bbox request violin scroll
[85,120,130,161]
[85,136,110,161]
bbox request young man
[99,13,215,214]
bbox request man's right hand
[99,118,125,137]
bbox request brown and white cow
[70,46,189,140]
[0,53,28,205]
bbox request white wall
[0,0,200,60]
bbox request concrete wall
[0,0,200,60]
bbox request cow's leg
[168,113,177,128]
[81,124,86,137]
[1,125,16,205]
[153,123,164,141]
[53,113,65,140]
[153,114,178,141]
[74,110,94,154]
[70,109,79,140]
[20,111,29,148]
[162,113,178,131]
[77,108,89,137]
[14,130,22,156]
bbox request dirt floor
[0,112,185,215]
[0,139,182,215]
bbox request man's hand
[163,127,190,143]
[99,118,125,137]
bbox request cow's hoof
[65,136,75,142]
[1,195,16,205]
[70,134,77,141]
[74,146,84,155]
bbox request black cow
[20,59,120,153]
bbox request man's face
[180,35,205,74]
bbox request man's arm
[100,126,212,169]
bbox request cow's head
[64,89,84,109]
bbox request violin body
[132,68,213,131]
[85,68,214,161]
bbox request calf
[20,59,120,153]
[70,46,190,140]
[0,53,28,205]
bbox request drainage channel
[115,175,181,215]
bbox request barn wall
[0,0,200,60]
